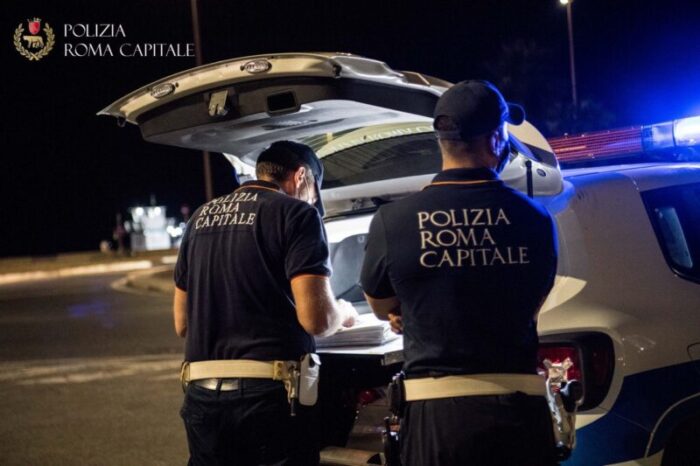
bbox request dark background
[3,0,700,257]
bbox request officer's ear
[293,166,307,188]
[292,167,304,187]
[488,129,501,155]
[490,125,509,155]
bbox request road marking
[110,276,170,297]
[0,261,155,286]
[0,354,182,385]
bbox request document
[315,313,400,348]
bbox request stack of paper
[315,313,400,348]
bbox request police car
[101,53,700,466]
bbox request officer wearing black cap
[361,81,559,465]
[174,140,356,465]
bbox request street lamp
[560,0,578,113]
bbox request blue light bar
[674,116,700,147]
[551,114,700,164]
[642,115,700,152]
[641,121,674,152]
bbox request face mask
[496,141,511,173]
[303,176,312,205]
[494,126,511,173]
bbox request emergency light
[549,114,700,164]
[673,115,700,146]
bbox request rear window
[320,132,555,189]
[322,133,441,189]
[643,183,700,282]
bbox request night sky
[3,0,700,257]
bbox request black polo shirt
[361,168,557,377]
[175,180,331,362]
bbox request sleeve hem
[290,272,331,282]
[362,289,397,300]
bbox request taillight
[537,345,583,383]
[538,333,615,411]
[356,388,382,406]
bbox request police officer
[173,140,356,466]
[360,80,559,466]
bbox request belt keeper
[272,361,286,381]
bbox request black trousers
[180,379,320,466]
[400,393,559,466]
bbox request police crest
[14,18,55,61]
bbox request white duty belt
[180,357,322,411]
[181,359,293,382]
[404,373,546,401]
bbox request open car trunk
[100,53,446,162]
[99,52,561,198]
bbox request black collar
[426,168,503,188]
[238,180,284,193]
[430,167,501,184]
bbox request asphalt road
[0,273,188,465]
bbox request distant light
[674,116,700,147]
[559,0,570,5]
[166,225,183,237]
[152,207,162,216]
[134,207,145,217]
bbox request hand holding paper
[337,299,359,328]
[387,312,403,334]
[315,312,400,348]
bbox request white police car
[101,53,700,466]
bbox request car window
[321,133,442,189]
[320,132,551,189]
[643,183,700,282]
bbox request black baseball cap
[433,80,525,141]
[257,140,325,216]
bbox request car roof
[563,162,700,191]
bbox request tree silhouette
[479,39,615,136]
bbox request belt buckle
[193,378,240,391]
[219,378,240,391]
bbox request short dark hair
[256,160,315,181]
[435,115,479,153]
[434,115,458,132]
[255,160,295,182]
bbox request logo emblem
[150,83,176,99]
[242,59,272,74]
[14,18,55,61]
[28,19,41,35]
